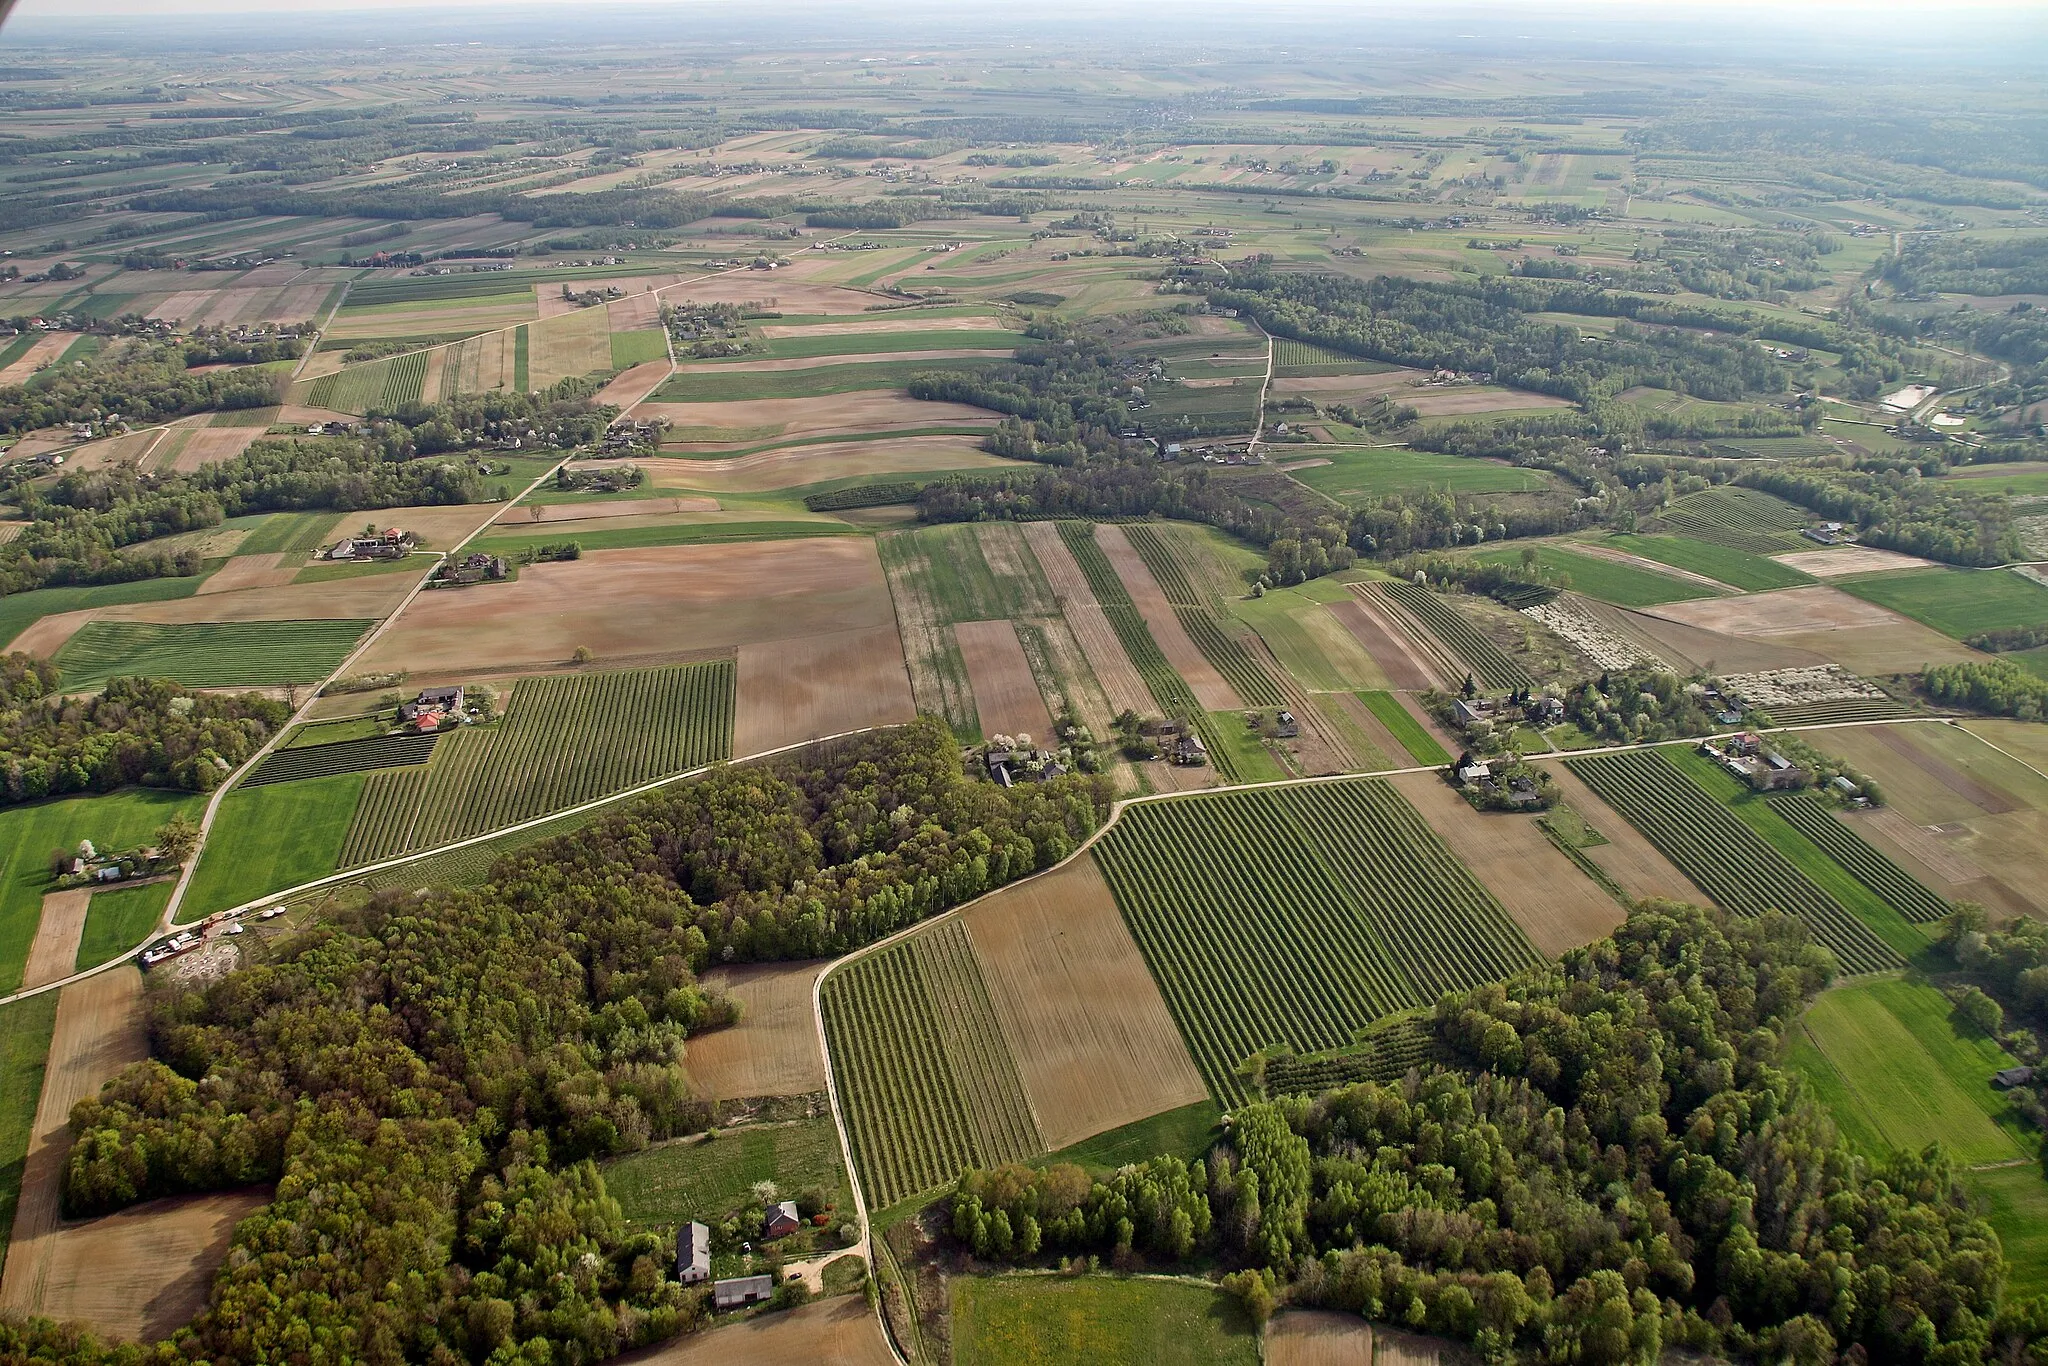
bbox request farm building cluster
[397,684,475,731]
[979,733,1073,787]
[1700,732,1813,792]
[322,527,418,562]
[428,552,510,587]
[54,837,171,889]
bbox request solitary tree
[154,816,200,865]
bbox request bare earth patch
[7,608,99,657]
[734,624,916,755]
[1268,1310,1375,1366]
[1095,524,1239,710]
[689,961,828,1100]
[106,575,415,626]
[320,501,506,551]
[595,359,673,410]
[1406,387,1572,416]
[1389,772,1618,957]
[612,1293,894,1366]
[196,551,295,595]
[678,348,1013,374]
[361,538,899,677]
[1538,766,1710,906]
[758,316,1005,338]
[954,620,1054,741]
[1771,545,1941,578]
[22,889,93,990]
[1642,585,1976,674]
[639,436,1010,495]
[25,1189,270,1344]
[962,854,1209,1150]
[1326,595,1445,691]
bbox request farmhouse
[713,1275,773,1310]
[1994,1067,2037,1090]
[324,527,417,561]
[762,1200,801,1239]
[1700,734,1810,792]
[675,1221,710,1285]
[431,552,509,587]
[399,685,465,726]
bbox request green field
[1287,447,1550,504]
[1471,544,1721,609]
[0,577,205,655]
[340,659,734,866]
[820,919,1041,1211]
[609,328,668,369]
[950,1276,1259,1366]
[1094,780,1540,1103]
[1788,978,2031,1166]
[653,357,1001,403]
[54,619,374,690]
[1360,690,1451,765]
[0,993,60,1269]
[0,788,204,993]
[475,519,854,556]
[1565,750,1904,975]
[1836,566,2048,641]
[1203,710,1288,782]
[182,772,368,919]
[603,1116,849,1231]
[512,324,530,391]
[1378,581,1533,690]
[1770,795,1952,923]
[238,511,341,556]
[1970,1164,2048,1299]
[760,328,1019,360]
[75,879,174,970]
[1605,534,1815,592]
[1031,1100,1224,1177]
[1272,337,1397,376]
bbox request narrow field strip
[1565,750,1904,974]
[242,731,440,787]
[55,619,374,691]
[1378,581,1532,691]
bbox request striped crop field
[305,350,428,414]
[1379,582,1531,691]
[1055,522,1236,776]
[55,619,374,690]
[1771,794,1951,924]
[1093,779,1540,1103]
[1565,750,1903,974]
[243,732,439,787]
[1123,523,1287,707]
[821,919,1042,1211]
[338,660,734,865]
[1658,487,1810,553]
[1763,698,1915,726]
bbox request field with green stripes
[55,619,373,690]
[338,660,734,865]
[1093,780,1540,1103]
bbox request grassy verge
[0,993,59,1278]
[1359,691,1450,765]
[950,1276,1260,1366]
[180,772,365,920]
[1203,710,1289,783]
[75,879,174,970]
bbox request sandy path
[0,967,148,1317]
[21,890,92,991]
[1095,524,1240,710]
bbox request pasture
[1094,781,1540,1103]
[1656,487,1810,553]
[1285,447,1549,504]
[1604,535,1816,592]
[1469,544,1720,609]
[73,880,175,972]
[53,619,373,690]
[1359,690,1450,765]
[950,1276,1259,1366]
[0,994,58,1258]
[181,772,367,919]
[0,788,205,994]
[820,919,1042,1211]
[340,659,734,865]
[603,1116,847,1232]
[1835,566,2048,641]
[1787,978,2031,1166]
[1564,750,1905,974]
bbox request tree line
[0,340,285,436]
[0,656,289,804]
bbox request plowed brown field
[689,961,828,1100]
[962,855,1208,1150]
[954,620,1053,741]
[1268,1311,1374,1366]
[613,1294,893,1366]
[734,624,915,754]
[21,890,92,990]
